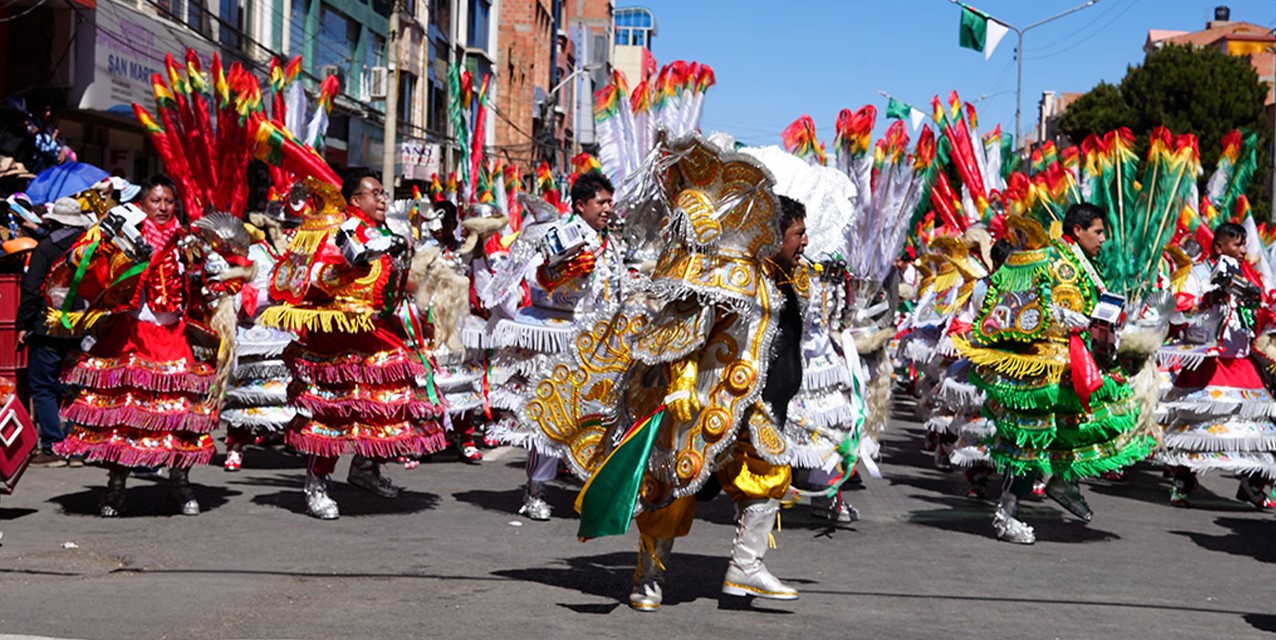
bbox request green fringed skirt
[972,364,1154,481]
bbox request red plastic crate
[0,274,18,322]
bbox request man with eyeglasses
[269,171,448,519]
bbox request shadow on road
[47,482,240,517]
[1243,613,1276,634]
[905,493,1122,543]
[1170,517,1276,565]
[493,550,800,614]
[0,506,37,521]
[251,475,440,516]
[453,485,579,519]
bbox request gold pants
[635,439,791,539]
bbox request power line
[0,0,52,23]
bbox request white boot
[629,534,673,611]
[305,469,339,520]
[721,499,799,600]
[992,492,1035,544]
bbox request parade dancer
[54,176,253,516]
[957,205,1152,544]
[1156,222,1276,508]
[261,173,448,519]
[485,172,625,521]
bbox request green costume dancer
[956,205,1153,544]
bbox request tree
[1059,43,1272,217]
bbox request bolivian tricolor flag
[575,407,665,541]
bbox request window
[218,0,242,49]
[315,4,356,78]
[613,7,655,49]
[289,0,308,56]
[399,72,417,126]
[467,0,490,49]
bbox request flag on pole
[885,97,928,132]
[959,3,1010,60]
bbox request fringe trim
[288,353,425,387]
[44,308,108,337]
[989,406,1138,452]
[233,361,291,383]
[936,376,983,409]
[992,431,1155,483]
[1163,430,1276,453]
[225,386,289,405]
[803,362,853,390]
[258,307,375,334]
[1161,398,1276,420]
[786,442,839,471]
[220,407,295,429]
[949,446,992,467]
[1155,349,1209,371]
[925,415,956,434]
[236,336,294,357]
[65,361,213,395]
[491,319,575,353]
[63,403,218,433]
[284,427,448,459]
[55,438,215,468]
[293,395,444,423]
[1152,451,1276,479]
[461,322,495,349]
[955,335,1066,380]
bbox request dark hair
[1062,203,1106,240]
[990,238,1014,270]
[778,195,806,231]
[1214,221,1246,245]
[138,174,178,198]
[341,169,378,202]
[570,171,614,207]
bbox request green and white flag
[959,3,1010,60]
[886,97,928,132]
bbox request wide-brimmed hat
[43,197,97,228]
[0,156,35,180]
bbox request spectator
[21,196,95,467]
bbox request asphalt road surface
[2,403,1273,639]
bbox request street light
[948,0,1100,150]
[538,63,602,169]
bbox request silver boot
[721,499,799,600]
[347,454,402,499]
[629,534,674,611]
[167,467,200,516]
[519,480,552,521]
[305,470,339,520]
[101,468,129,518]
[993,492,1036,544]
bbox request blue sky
[630,0,1275,147]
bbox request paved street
[1,403,1274,639]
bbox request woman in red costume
[262,172,447,520]
[56,176,229,517]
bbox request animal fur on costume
[247,212,290,255]
[1118,324,1170,358]
[863,352,893,444]
[409,244,469,353]
[854,326,896,354]
[456,215,510,257]
[1128,354,1164,450]
[1255,334,1276,364]
[209,295,240,411]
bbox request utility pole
[948,0,1098,150]
[381,0,401,194]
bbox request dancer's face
[776,217,808,271]
[350,177,388,222]
[574,189,614,231]
[1070,218,1107,258]
[140,185,177,226]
